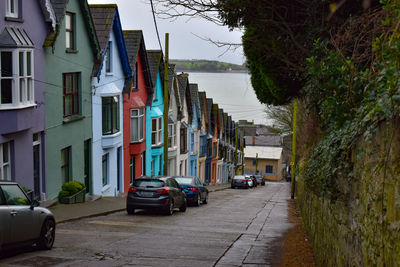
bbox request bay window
[151,117,162,146]
[102,96,119,135]
[130,108,144,142]
[0,49,34,108]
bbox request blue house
[146,50,164,176]
[188,84,201,177]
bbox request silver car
[0,181,55,251]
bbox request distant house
[188,84,200,177]
[90,4,131,196]
[197,91,208,183]
[244,146,284,181]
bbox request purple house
[0,0,48,199]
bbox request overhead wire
[149,0,163,51]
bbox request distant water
[187,72,268,125]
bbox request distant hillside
[170,59,248,73]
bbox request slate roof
[147,50,164,90]
[49,0,67,23]
[189,84,200,123]
[244,135,283,147]
[89,5,116,53]
[0,27,34,48]
[177,73,193,123]
[198,91,206,120]
[168,64,181,110]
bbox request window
[61,147,71,184]
[190,132,194,152]
[1,185,30,206]
[1,50,34,108]
[5,0,18,18]
[266,165,273,174]
[168,123,176,148]
[102,96,119,135]
[102,154,108,186]
[252,159,256,166]
[130,108,144,142]
[151,117,162,146]
[65,12,75,50]
[130,156,135,184]
[105,41,112,73]
[63,73,80,117]
[0,142,11,181]
[180,126,187,153]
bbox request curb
[56,208,126,224]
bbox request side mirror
[30,199,40,210]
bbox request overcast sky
[87,0,245,65]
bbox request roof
[123,30,153,97]
[244,135,283,147]
[189,84,200,123]
[147,50,164,90]
[0,27,34,48]
[89,5,132,80]
[244,146,283,160]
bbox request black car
[126,177,187,215]
[231,175,249,189]
[174,176,208,206]
[254,175,266,186]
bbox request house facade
[90,5,131,196]
[0,0,48,199]
[167,64,181,176]
[188,84,200,177]
[122,30,153,189]
[197,91,207,183]
[44,0,100,200]
[244,146,284,181]
[146,50,164,177]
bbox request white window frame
[130,108,144,143]
[151,117,162,146]
[0,142,11,181]
[168,123,176,148]
[0,49,34,109]
[65,12,74,50]
[6,0,18,18]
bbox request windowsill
[5,16,23,22]
[63,114,85,124]
[102,184,111,193]
[0,103,37,110]
[66,49,79,54]
[130,139,145,144]
[102,131,121,137]
[105,72,113,76]
[151,144,163,148]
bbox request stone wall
[297,119,400,266]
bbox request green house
[43,0,100,200]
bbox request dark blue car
[174,176,209,206]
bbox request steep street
[1,183,294,267]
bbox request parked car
[231,175,249,189]
[0,181,56,251]
[174,176,209,206]
[126,177,187,215]
[254,175,266,186]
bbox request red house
[122,30,153,192]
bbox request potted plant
[58,181,86,204]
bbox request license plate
[141,191,153,197]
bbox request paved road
[0,182,293,267]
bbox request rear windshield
[175,177,193,185]
[133,179,165,188]
[234,176,245,180]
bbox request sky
[87,0,245,65]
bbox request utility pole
[163,33,169,176]
[256,153,258,174]
[291,99,298,199]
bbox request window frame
[105,41,112,74]
[168,123,177,148]
[151,117,162,146]
[5,0,18,18]
[65,12,75,50]
[266,165,273,174]
[0,49,34,108]
[102,96,119,135]
[180,126,187,153]
[0,142,11,181]
[61,146,71,184]
[130,108,144,143]
[62,72,80,117]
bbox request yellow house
[244,146,283,181]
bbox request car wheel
[126,205,135,215]
[37,219,55,250]
[202,193,208,204]
[179,199,187,212]
[196,194,201,206]
[165,199,174,215]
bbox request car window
[1,185,30,206]
[133,179,164,188]
[175,177,193,185]
[0,189,6,205]
[169,179,180,189]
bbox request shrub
[59,180,86,198]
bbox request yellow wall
[244,157,283,181]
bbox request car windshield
[174,177,193,185]
[133,179,165,188]
[234,176,245,180]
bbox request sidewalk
[49,182,231,223]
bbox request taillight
[243,180,248,182]
[129,187,137,193]
[188,187,197,191]
[156,188,169,194]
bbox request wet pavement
[0,182,293,266]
